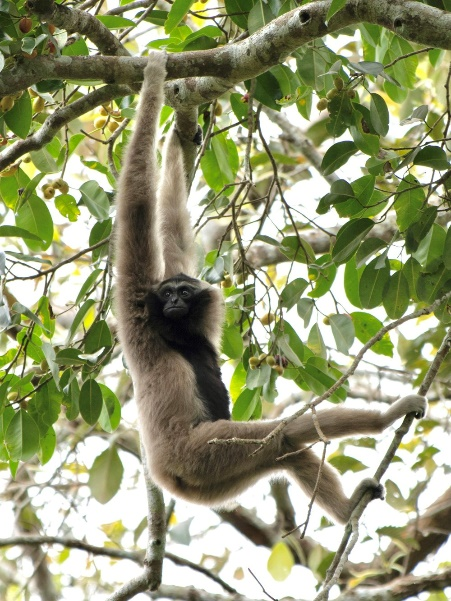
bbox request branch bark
[4,0,451,98]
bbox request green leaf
[80,181,110,221]
[224,0,257,29]
[16,195,53,251]
[37,426,56,465]
[96,15,135,29]
[297,298,314,327]
[394,175,424,230]
[4,92,32,139]
[351,312,393,356]
[29,148,59,173]
[369,92,389,136]
[444,227,451,270]
[248,2,275,34]
[267,542,294,581]
[85,320,113,354]
[66,299,96,344]
[329,454,367,474]
[5,409,40,461]
[280,236,315,264]
[416,264,451,303]
[232,388,260,421]
[62,37,89,56]
[88,445,124,504]
[326,91,354,138]
[201,132,239,193]
[55,348,86,367]
[413,146,450,171]
[247,71,283,111]
[165,0,195,34]
[79,379,103,426]
[348,61,384,76]
[12,302,49,333]
[54,194,80,222]
[355,238,387,268]
[350,110,380,156]
[98,384,121,433]
[405,206,438,253]
[326,0,347,21]
[308,255,337,298]
[330,314,355,354]
[413,224,446,273]
[321,141,358,176]
[332,218,374,264]
[0,225,42,242]
[383,271,410,319]
[246,363,271,389]
[281,278,308,310]
[221,323,244,360]
[359,258,390,309]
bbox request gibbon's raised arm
[115,51,428,527]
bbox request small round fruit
[326,88,339,100]
[260,312,275,326]
[43,186,55,199]
[0,137,8,146]
[316,98,328,111]
[258,353,267,362]
[22,154,32,163]
[334,76,344,91]
[32,96,45,113]
[323,316,331,325]
[22,49,37,59]
[107,120,119,132]
[241,93,249,103]
[273,365,284,376]
[99,106,108,116]
[110,110,124,122]
[1,96,15,112]
[265,355,276,367]
[214,102,223,116]
[249,357,260,368]
[7,391,20,402]
[221,275,233,288]
[19,17,33,34]
[94,116,107,129]
[347,89,356,99]
[53,178,69,193]
[29,88,39,98]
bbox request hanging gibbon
[114,52,427,524]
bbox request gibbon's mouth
[164,306,188,318]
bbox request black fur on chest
[165,335,231,422]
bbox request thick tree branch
[27,0,130,56]
[3,0,449,100]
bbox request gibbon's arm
[158,128,197,279]
[115,52,167,290]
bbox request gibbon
[115,52,427,524]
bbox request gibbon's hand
[143,50,168,83]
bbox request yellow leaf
[267,541,294,581]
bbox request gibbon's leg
[158,128,197,279]
[162,395,426,519]
[115,52,168,294]
[284,448,383,524]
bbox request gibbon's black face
[156,275,200,320]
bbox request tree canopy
[0,1,451,600]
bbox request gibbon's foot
[144,50,168,81]
[193,125,203,146]
[349,477,384,516]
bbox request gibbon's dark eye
[180,288,190,298]
[163,290,171,298]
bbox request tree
[0,0,451,599]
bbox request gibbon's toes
[193,125,203,146]
[407,394,428,419]
[357,478,385,501]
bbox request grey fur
[115,52,427,524]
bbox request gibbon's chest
[164,335,231,422]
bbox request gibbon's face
[157,277,200,320]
